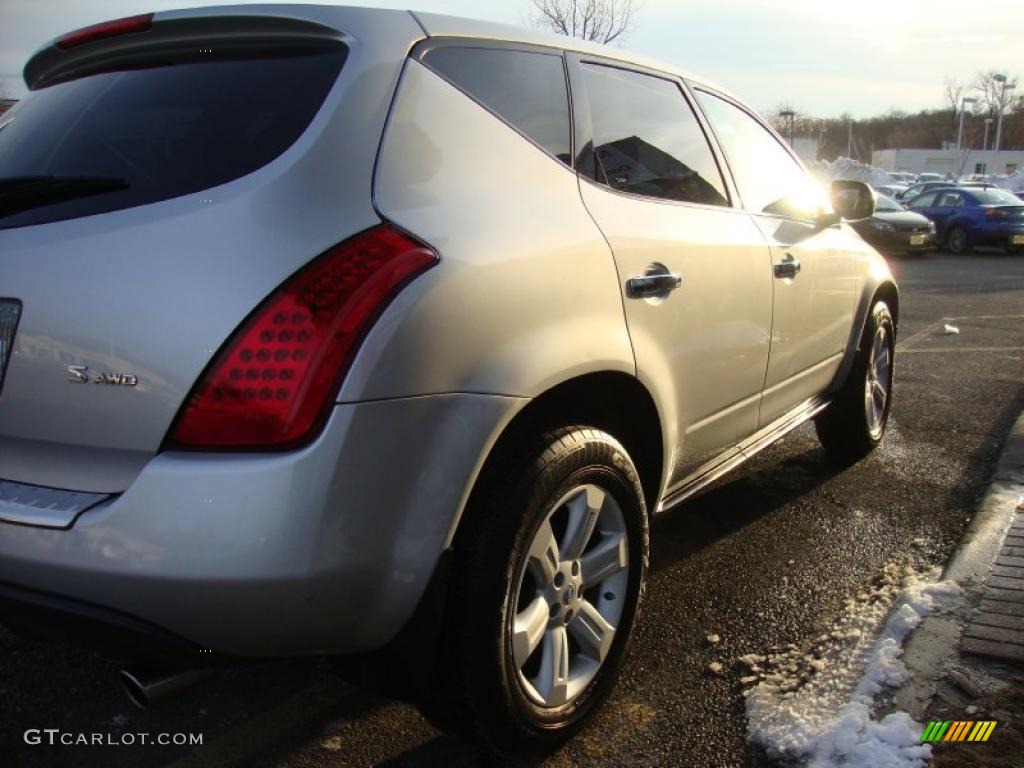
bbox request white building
[871,148,1024,177]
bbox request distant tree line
[769,71,1023,162]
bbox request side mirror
[829,180,876,222]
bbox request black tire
[947,226,970,254]
[1007,245,1021,255]
[815,301,895,462]
[430,427,649,757]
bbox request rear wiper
[0,174,129,218]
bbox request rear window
[969,188,1021,205]
[422,46,572,165]
[0,48,346,229]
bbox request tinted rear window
[0,48,346,229]
[422,46,571,165]
[583,64,728,207]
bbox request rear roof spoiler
[24,13,346,90]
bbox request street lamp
[956,96,977,150]
[993,74,1015,153]
[984,117,994,151]
[780,109,795,147]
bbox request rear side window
[423,47,571,165]
[695,90,822,220]
[0,48,346,229]
[580,64,728,207]
[908,192,938,209]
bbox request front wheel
[816,301,895,461]
[434,427,649,756]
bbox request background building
[872,148,1024,177]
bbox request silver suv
[0,5,896,755]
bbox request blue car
[906,186,1024,254]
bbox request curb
[893,408,1024,720]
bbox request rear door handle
[626,272,682,299]
[773,254,801,279]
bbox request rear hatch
[0,6,420,492]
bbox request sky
[1,0,1020,118]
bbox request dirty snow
[744,563,962,768]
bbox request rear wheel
[947,226,970,254]
[816,301,895,462]
[433,427,648,756]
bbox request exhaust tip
[119,668,150,710]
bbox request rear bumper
[968,223,1024,248]
[0,394,522,657]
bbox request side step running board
[657,397,830,514]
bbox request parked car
[906,187,1024,253]
[873,184,908,198]
[896,180,957,203]
[851,194,936,255]
[888,172,916,185]
[0,5,899,754]
[917,172,947,183]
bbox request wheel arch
[444,371,665,549]
[828,275,899,395]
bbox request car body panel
[754,217,860,425]
[578,180,772,483]
[367,60,636,402]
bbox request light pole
[780,109,795,147]
[956,96,977,150]
[983,118,994,151]
[993,74,1015,153]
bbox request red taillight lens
[56,13,154,50]
[984,208,1008,218]
[167,225,437,450]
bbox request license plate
[910,234,926,245]
[1013,235,1024,245]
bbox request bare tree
[943,77,965,130]
[530,0,637,44]
[973,70,1019,117]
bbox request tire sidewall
[948,227,967,254]
[861,302,895,444]
[456,431,649,752]
[501,462,646,732]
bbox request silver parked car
[0,5,897,754]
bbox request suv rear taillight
[167,225,437,450]
[56,14,154,49]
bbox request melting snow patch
[745,563,962,768]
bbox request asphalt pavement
[2,250,1024,768]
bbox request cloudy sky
[1,0,1020,118]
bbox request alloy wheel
[864,324,891,439]
[510,484,630,708]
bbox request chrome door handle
[626,272,682,299]
[773,254,801,279]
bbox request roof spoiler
[24,13,345,90]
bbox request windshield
[0,48,346,229]
[874,195,903,212]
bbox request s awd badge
[67,365,138,387]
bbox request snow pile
[811,156,895,188]
[996,169,1024,193]
[745,563,962,768]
